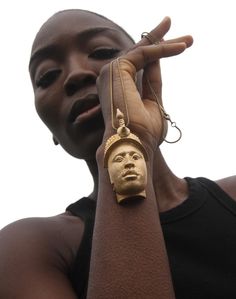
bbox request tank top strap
[197,177,236,216]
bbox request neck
[86,158,99,201]
[152,149,188,212]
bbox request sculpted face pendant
[104,109,148,203]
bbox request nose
[124,157,135,169]
[63,56,96,97]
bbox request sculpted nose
[64,66,96,97]
[125,158,135,169]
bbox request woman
[1,9,236,299]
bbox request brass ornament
[104,109,148,203]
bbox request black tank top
[66,177,236,298]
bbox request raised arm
[86,18,193,299]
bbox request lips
[123,170,139,179]
[68,94,101,124]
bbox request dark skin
[1,9,236,299]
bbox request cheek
[91,60,114,76]
[108,165,122,183]
[34,88,63,127]
[137,161,147,177]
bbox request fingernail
[162,16,171,22]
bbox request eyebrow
[113,151,142,160]
[29,27,118,70]
[29,45,59,70]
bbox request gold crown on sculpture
[104,109,148,168]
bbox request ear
[53,136,59,145]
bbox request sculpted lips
[68,94,101,124]
[122,170,139,180]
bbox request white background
[0,0,235,229]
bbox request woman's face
[29,10,134,159]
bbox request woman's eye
[89,48,120,60]
[36,69,61,88]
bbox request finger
[124,42,187,71]
[139,35,192,102]
[125,43,186,103]
[163,35,193,48]
[138,36,192,103]
[141,36,193,102]
[142,61,168,144]
[142,61,162,103]
[132,16,171,50]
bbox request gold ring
[141,32,159,45]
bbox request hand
[132,17,193,104]
[97,17,193,155]
[134,17,193,143]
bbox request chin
[63,115,105,160]
[62,134,103,161]
[118,184,145,195]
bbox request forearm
[86,148,175,299]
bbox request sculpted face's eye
[89,48,120,60]
[36,69,61,89]
[132,153,142,160]
[113,155,124,163]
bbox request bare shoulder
[0,213,84,298]
[215,175,236,201]
[0,213,85,272]
[0,212,84,268]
